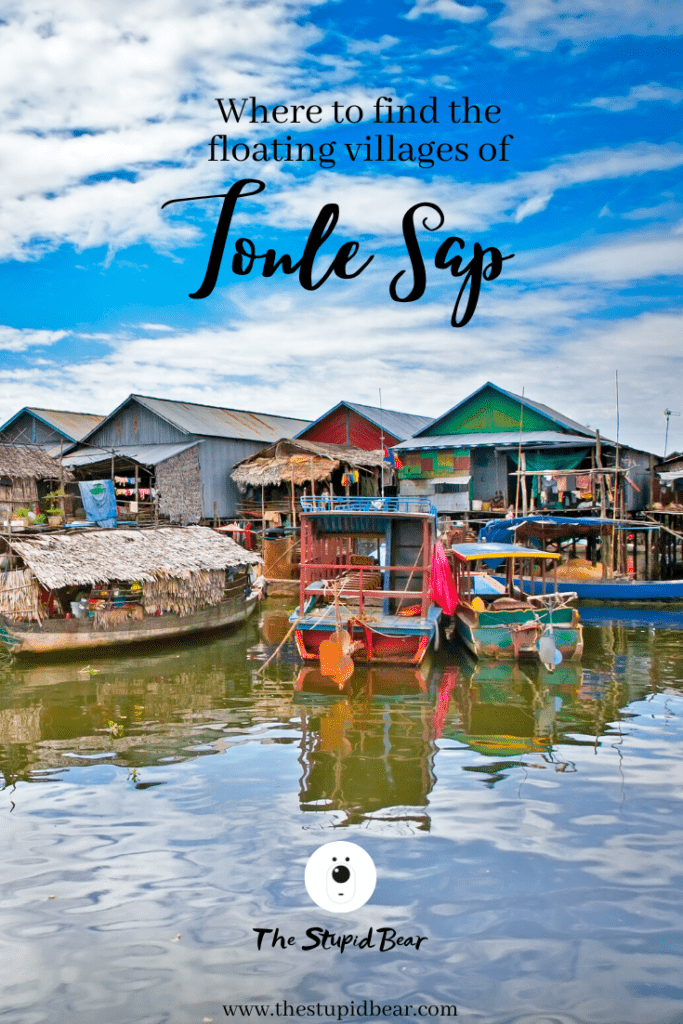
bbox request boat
[480,516,683,602]
[0,525,261,656]
[499,575,683,602]
[435,656,584,760]
[447,542,583,664]
[294,660,432,696]
[289,496,441,666]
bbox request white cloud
[405,0,487,23]
[490,0,682,52]
[584,83,683,112]
[247,143,683,238]
[622,201,683,221]
[523,231,683,282]
[1,286,680,453]
[0,0,388,259]
[346,35,399,54]
[0,326,67,351]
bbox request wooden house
[63,394,310,524]
[392,382,655,515]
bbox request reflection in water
[294,663,437,830]
[0,613,669,803]
[1,606,683,1024]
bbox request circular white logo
[305,841,377,913]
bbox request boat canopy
[451,542,562,562]
[480,515,657,546]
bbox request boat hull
[454,605,583,662]
[0,594,258,656]
[493,575,683,603]
[292,610,439,666]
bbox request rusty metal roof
[84,394,311,443]
[0,407,104,442]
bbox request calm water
[1,602,682,1024]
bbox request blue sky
[1,0,681,453]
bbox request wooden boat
[481,516,683,602]
[447,542,583,665]
[290,496,441,666]
[0,584,258,655]
[0,525,261,657]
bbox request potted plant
[10,507,31,530]
[43,489,68,526]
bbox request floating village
[2,383,683,1024]
[1,381,683,675]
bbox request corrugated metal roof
[413,382,596,440]
[63,442,199,468]
[26,408,104,440]
[0,407,104,442]
[131,395,310,442]
[295,401,432,442]
[393,431,596,451]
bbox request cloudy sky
[1,0,681,453]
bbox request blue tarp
[478,515,653,546]
[78,479,118,528]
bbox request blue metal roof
[393,431,594,451]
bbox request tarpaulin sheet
[78,479,118,528]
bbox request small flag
[383,447,403,470]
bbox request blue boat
[448,542,583,665]
[480,516,683,602]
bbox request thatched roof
[231,439,385,487]
[10,526,261,589]
[0,443,71,481]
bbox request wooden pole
[515,388,525,516]
[596,430,606,518]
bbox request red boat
[290,497,441,666]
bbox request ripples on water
[0,603,682,1024]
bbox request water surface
[1,603,681,1024]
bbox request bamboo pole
[514,388,525,516]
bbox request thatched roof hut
[231,439,385,488]
[10,526,260,590]
[0,444,67,480]
[0,443,72,515]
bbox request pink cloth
[429,541,459,615]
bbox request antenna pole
[379,389,385,498]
